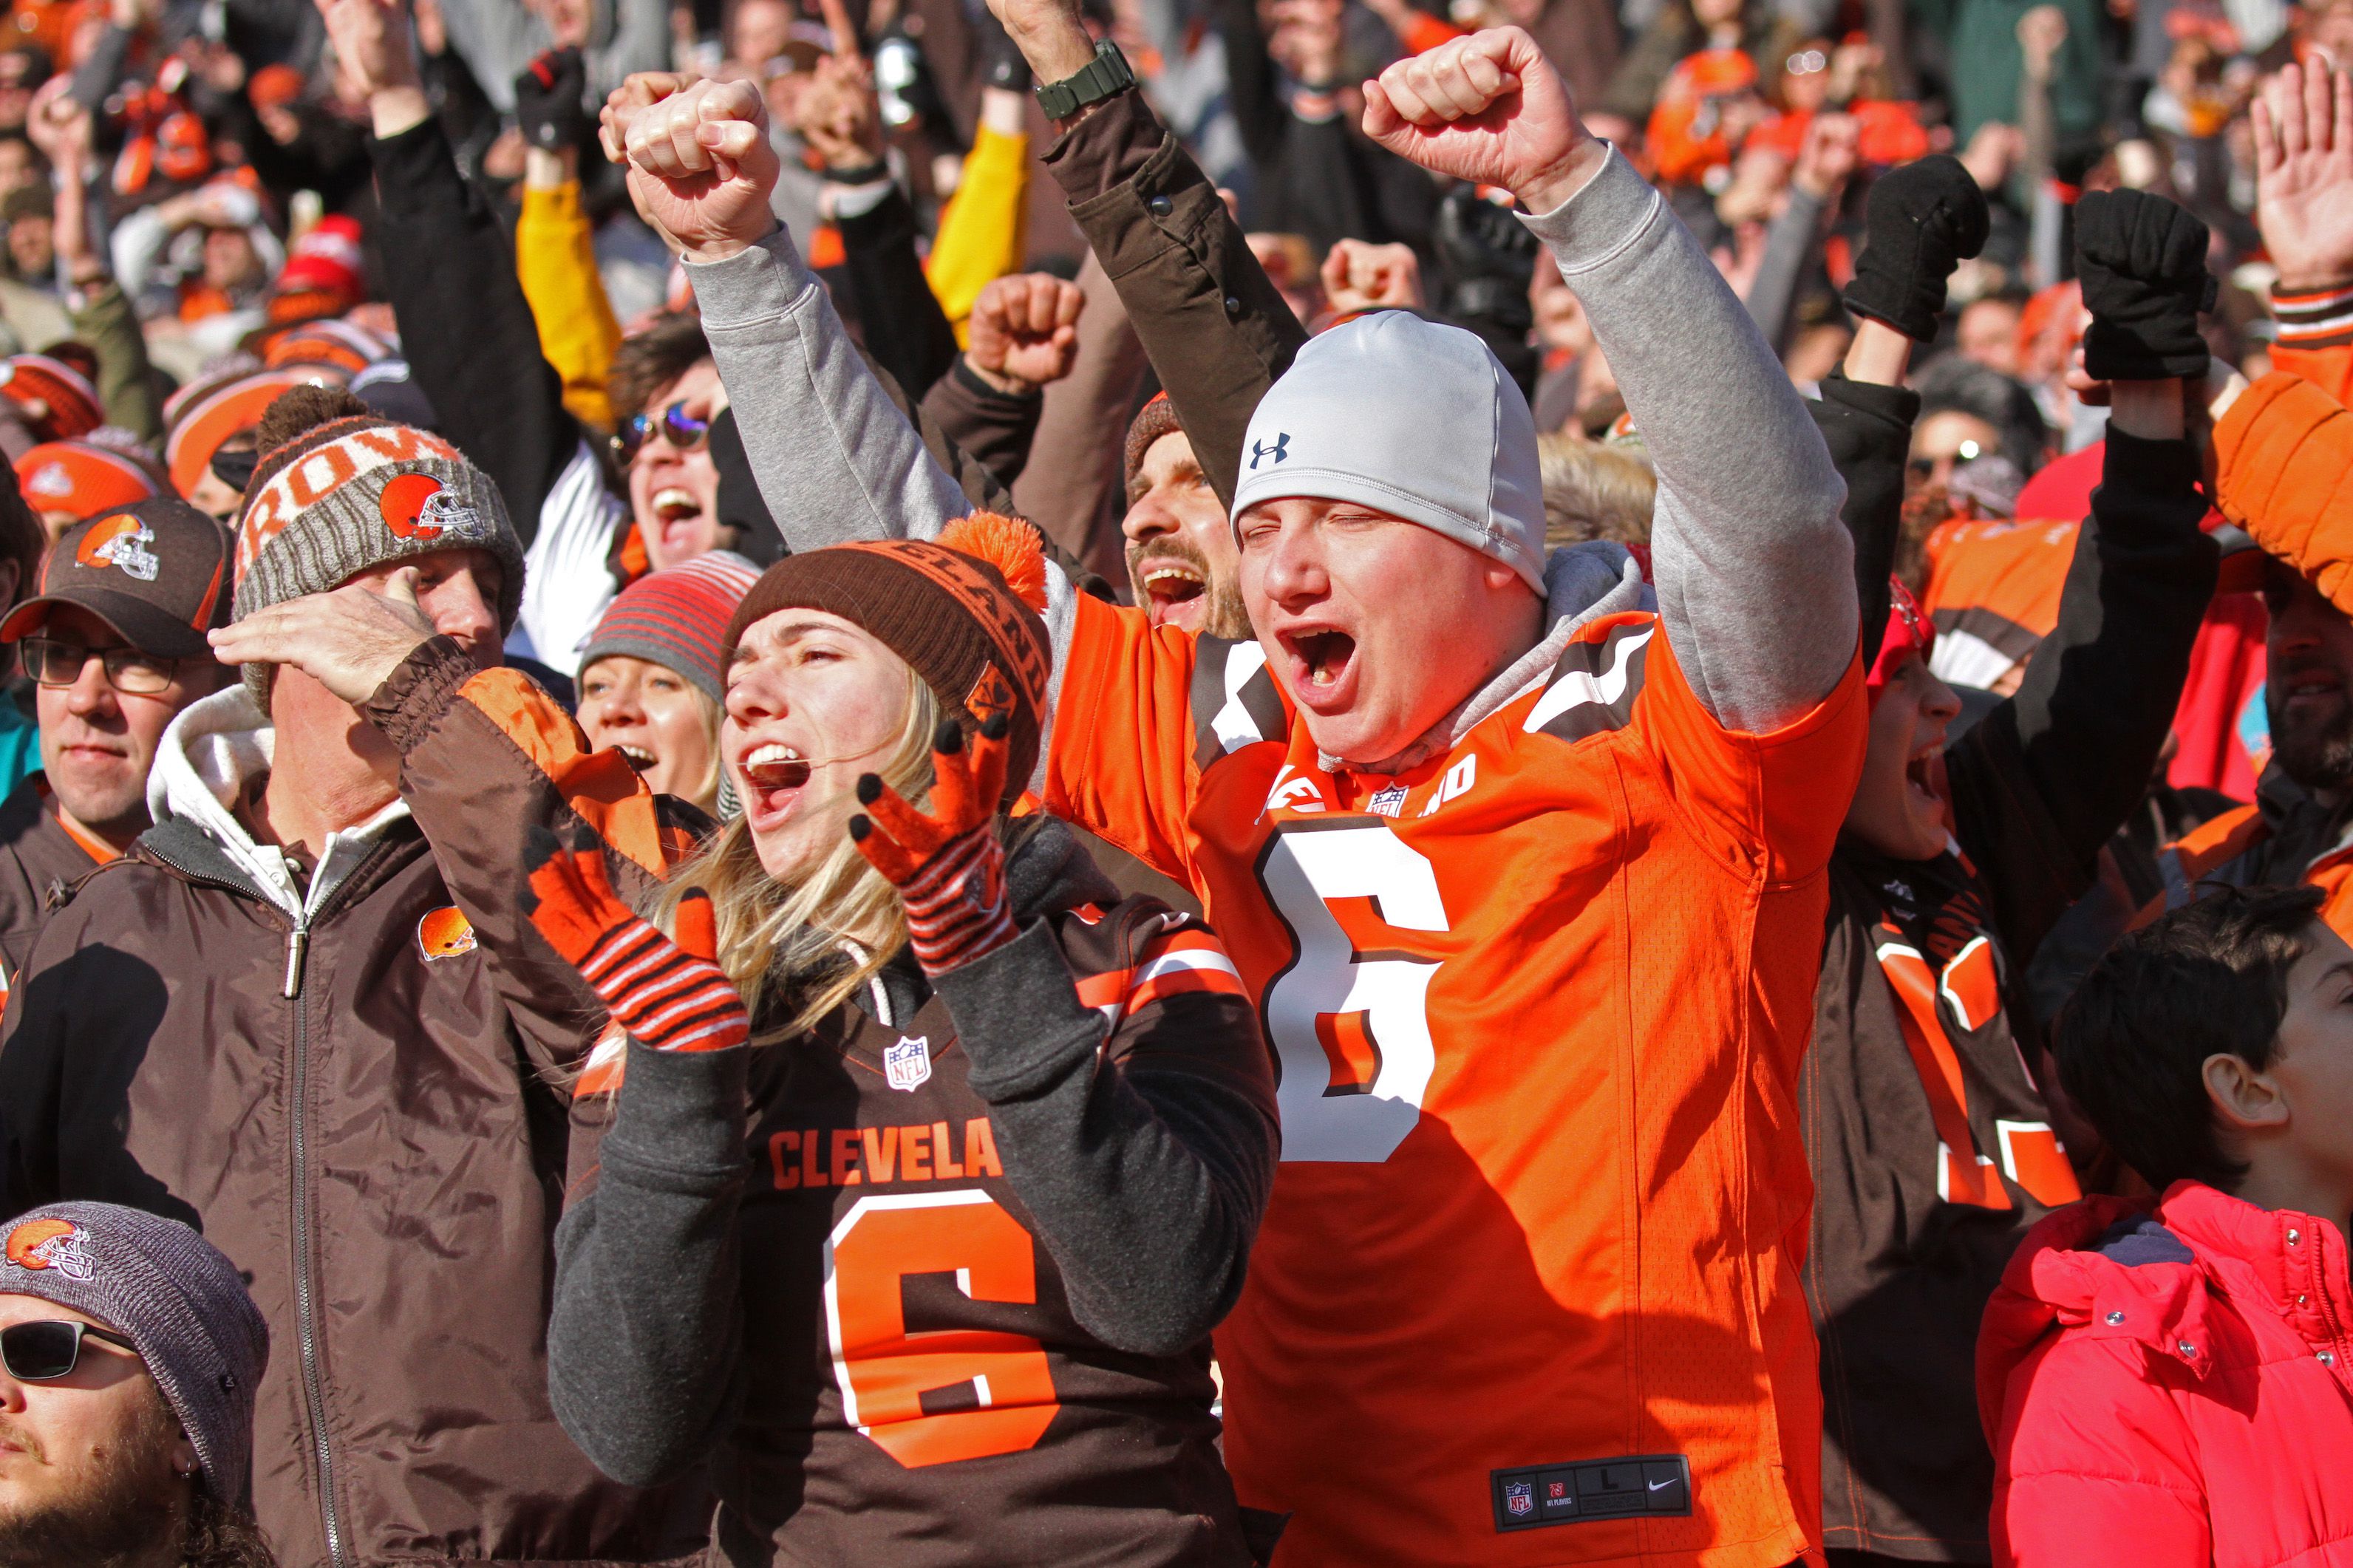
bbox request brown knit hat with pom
[231,386,523,700]
[723,514,1053,801]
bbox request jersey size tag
[1491,1454,1690,1531]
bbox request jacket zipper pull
[283,927,309,998]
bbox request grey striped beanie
[233,392,524,702]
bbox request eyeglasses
[1785,49,1828,73]
[0,1319,140,1381]
[21,637,181,695]
[610,400,712,464]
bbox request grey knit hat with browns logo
[232,386,524,702]
[1,1201,268,1507]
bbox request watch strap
[1035,38,1136,120]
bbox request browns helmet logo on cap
[4,1218,94,1281]
[75,513,160,582]
[416,906,477,961]
[379,473,485,544]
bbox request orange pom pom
[937,511,1048,612]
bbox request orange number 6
[823,1190,1061,1468]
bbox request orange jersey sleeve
[1046,593,1290,888]
[2269,283,2353,403]
[1628,618,1870,888]
[2216,369,2353,616]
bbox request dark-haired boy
[1979,883,2353,1566]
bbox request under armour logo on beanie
[1230,311,1546,593]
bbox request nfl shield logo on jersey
[885,1034,932,1092]
[1505,1480,1534,1518]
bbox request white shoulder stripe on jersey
[1522,626,1654,735]
[1212,641,1274,754]
[1137,948,1243,985]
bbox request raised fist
[1839,154,1989,342]
[1320,239,1424,314]
[604,75,781,262]
[2074,188,2215,381]
[1360,27,1604,216]
[514,47,588,152]
[965,273,1085,391]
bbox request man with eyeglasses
[0,1201,273,1568]
[0,498,233,997]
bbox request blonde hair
[655,664,942,1041]
[1536,434,1657,548]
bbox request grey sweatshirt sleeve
[686,227,972,549]
[1742,184,1825,352]
[546,1043,750,1489]
[1520,149,1856,733]
[931,913,1279,1359]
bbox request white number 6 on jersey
[1259,822,1446,1162]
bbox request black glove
[2074,188,2216,381]
[975,8,1032,92]
[1839,154,1990,342]
[513,47,588,154]
[1434,185,1539,334]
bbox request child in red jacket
[1981,882,2353,1566]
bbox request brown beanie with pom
[722,515,1053,801]
[231,386,524,701]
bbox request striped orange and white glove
[521,825,748,1054]
[848,712,1015,975]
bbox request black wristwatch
[1034,38,1136,120]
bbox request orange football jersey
[1046,593,1866,1566]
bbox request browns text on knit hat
[0,1201,268,1507]
[579,550,761,707]
[235,384,523,633]
[1123,392,1185,500]
[723,515,1052,800]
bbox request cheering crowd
[0,0,2340,1555]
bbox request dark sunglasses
[610,400,712,464]
[1,1319,140,1380]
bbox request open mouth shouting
[1905,741,1949,817]
[1277,624,1359,711]
[1137,556,1208,630]
[735,740,817,827]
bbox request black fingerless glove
[2074,188,2217,381]
[514,47,589,153]
[1839,154,1990,342]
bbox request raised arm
[1952,191,2219,955]
[1823,151,1993,663]
[1364,29,1855,731]
[987,0,1308,508]
[325,0,577,540]
[600,75,971,549]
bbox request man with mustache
[1121,393,1252,639]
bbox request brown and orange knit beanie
[1123,392,1185,497]
[722,514,1053,801]
[232,386,524,701]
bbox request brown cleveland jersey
[579,891,1267,1566]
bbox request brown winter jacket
[0,771,106,1001]
[0,638,708,1568]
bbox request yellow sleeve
[925,124,1030,346]
[517,180,624,433]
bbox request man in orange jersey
[610,18,1864,1561]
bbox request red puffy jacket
[1978,1181,2353,1566]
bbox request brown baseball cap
[0,497,235,659]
